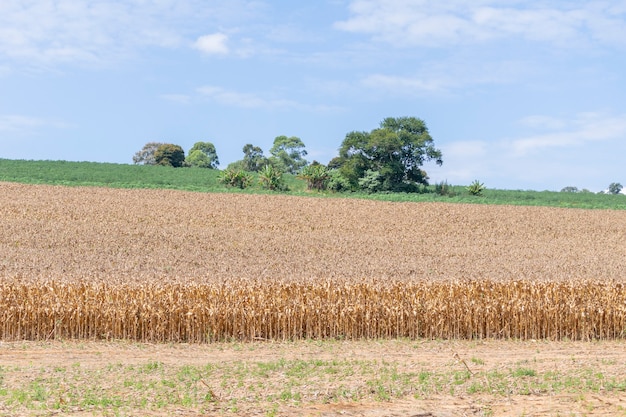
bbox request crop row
[1,279,625,342]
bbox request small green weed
[513,367,537,377]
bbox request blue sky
[1,1,625,191]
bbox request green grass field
[1,158,624,210]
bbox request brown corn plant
[1,182,626,342]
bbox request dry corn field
[1,181,626,342]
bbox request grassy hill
[1,158,624,210]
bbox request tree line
[133,116,444,193]
[133,116,622,195]
[561,183,624,195]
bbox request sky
[1,1,625,192]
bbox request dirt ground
[1,339,625,416]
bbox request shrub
[358,170,383,193]
[327,169,351,192]
[467,180,485,196]
[297,164,330,191]
[258,165,286,191]
[435,180,455,197]
[218,169,253,189]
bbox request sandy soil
[2,339,626,416]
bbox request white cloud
[198,86,292,109]
[432,111,626,190]
[0,1,261,68]
[0,1,175,66]
[362,74,444,94]
[335,1,626,49]
[511,112,626,156]
[193,33,229,55]
[0,114,69,135]
[360,58,534,97]
[197,85,344,113]
[0,115,45,133]
[430,140,491,184]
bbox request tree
[334,117,443,192]
[561,186,579,193]
[226,144,268,172]
[226,160,246,171]
[608,182,623,195]
[185,141,219,168]
[327,157,344,170]
[269,136,308,174]
[242,144,268,172]
[133,142,165,165]
[154,144,185,167]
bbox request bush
[297,164,330,191]
[218,169,253,189]
[258,165,286,191]
[358,170,383,194]
[435,180,455,196]
[327,169,351,192]
[467,180,485,196]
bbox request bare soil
[2,182,626,284]
[2,339,626,416]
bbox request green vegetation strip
[1,159,625,209]
[0,359,625,415]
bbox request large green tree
[335,117,443,192]
[269,135,308,174]
[608,182,623,195]
[226,144,269,172]
[185,141,219,168]
[242,144,268,172]
[154,144,185,167]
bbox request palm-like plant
[467,180,485,196]
[297,164,330,191]
[218,169,253,189]
[258,165,285,191]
